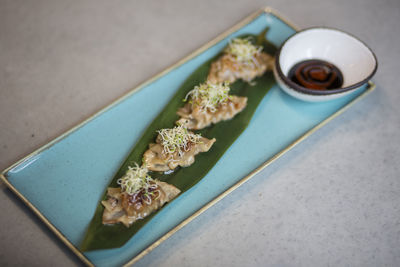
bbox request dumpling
[207,38,274,83]
[101,164,180,227]
[142,125,216,172]
[176,81,247,130]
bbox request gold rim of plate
[0,7,376,267]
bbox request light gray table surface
[1,0,399,266]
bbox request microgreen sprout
[117,163,159,200]
[225,37,262,62]
[184,81,230,113]
[157,125,202,156]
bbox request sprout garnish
[117,163,160,202]
[157,125,202,156]
[225,38,262,63]
[184,81,230,113]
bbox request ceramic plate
[1,7,375,267]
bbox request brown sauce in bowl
[288,59,343,90]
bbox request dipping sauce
[288,59,343,90]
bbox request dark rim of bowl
[275,27,378,96]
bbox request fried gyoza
[176,95,247,130]
[208,38,274,83]
[102,181,180,227]
[143,126,215,172]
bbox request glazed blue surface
[5,12,368,267]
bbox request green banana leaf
[80,29,277,251]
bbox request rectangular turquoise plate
[1,8,373,267]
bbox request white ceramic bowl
[274,27,377,102]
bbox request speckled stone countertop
[1,0,399,266]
